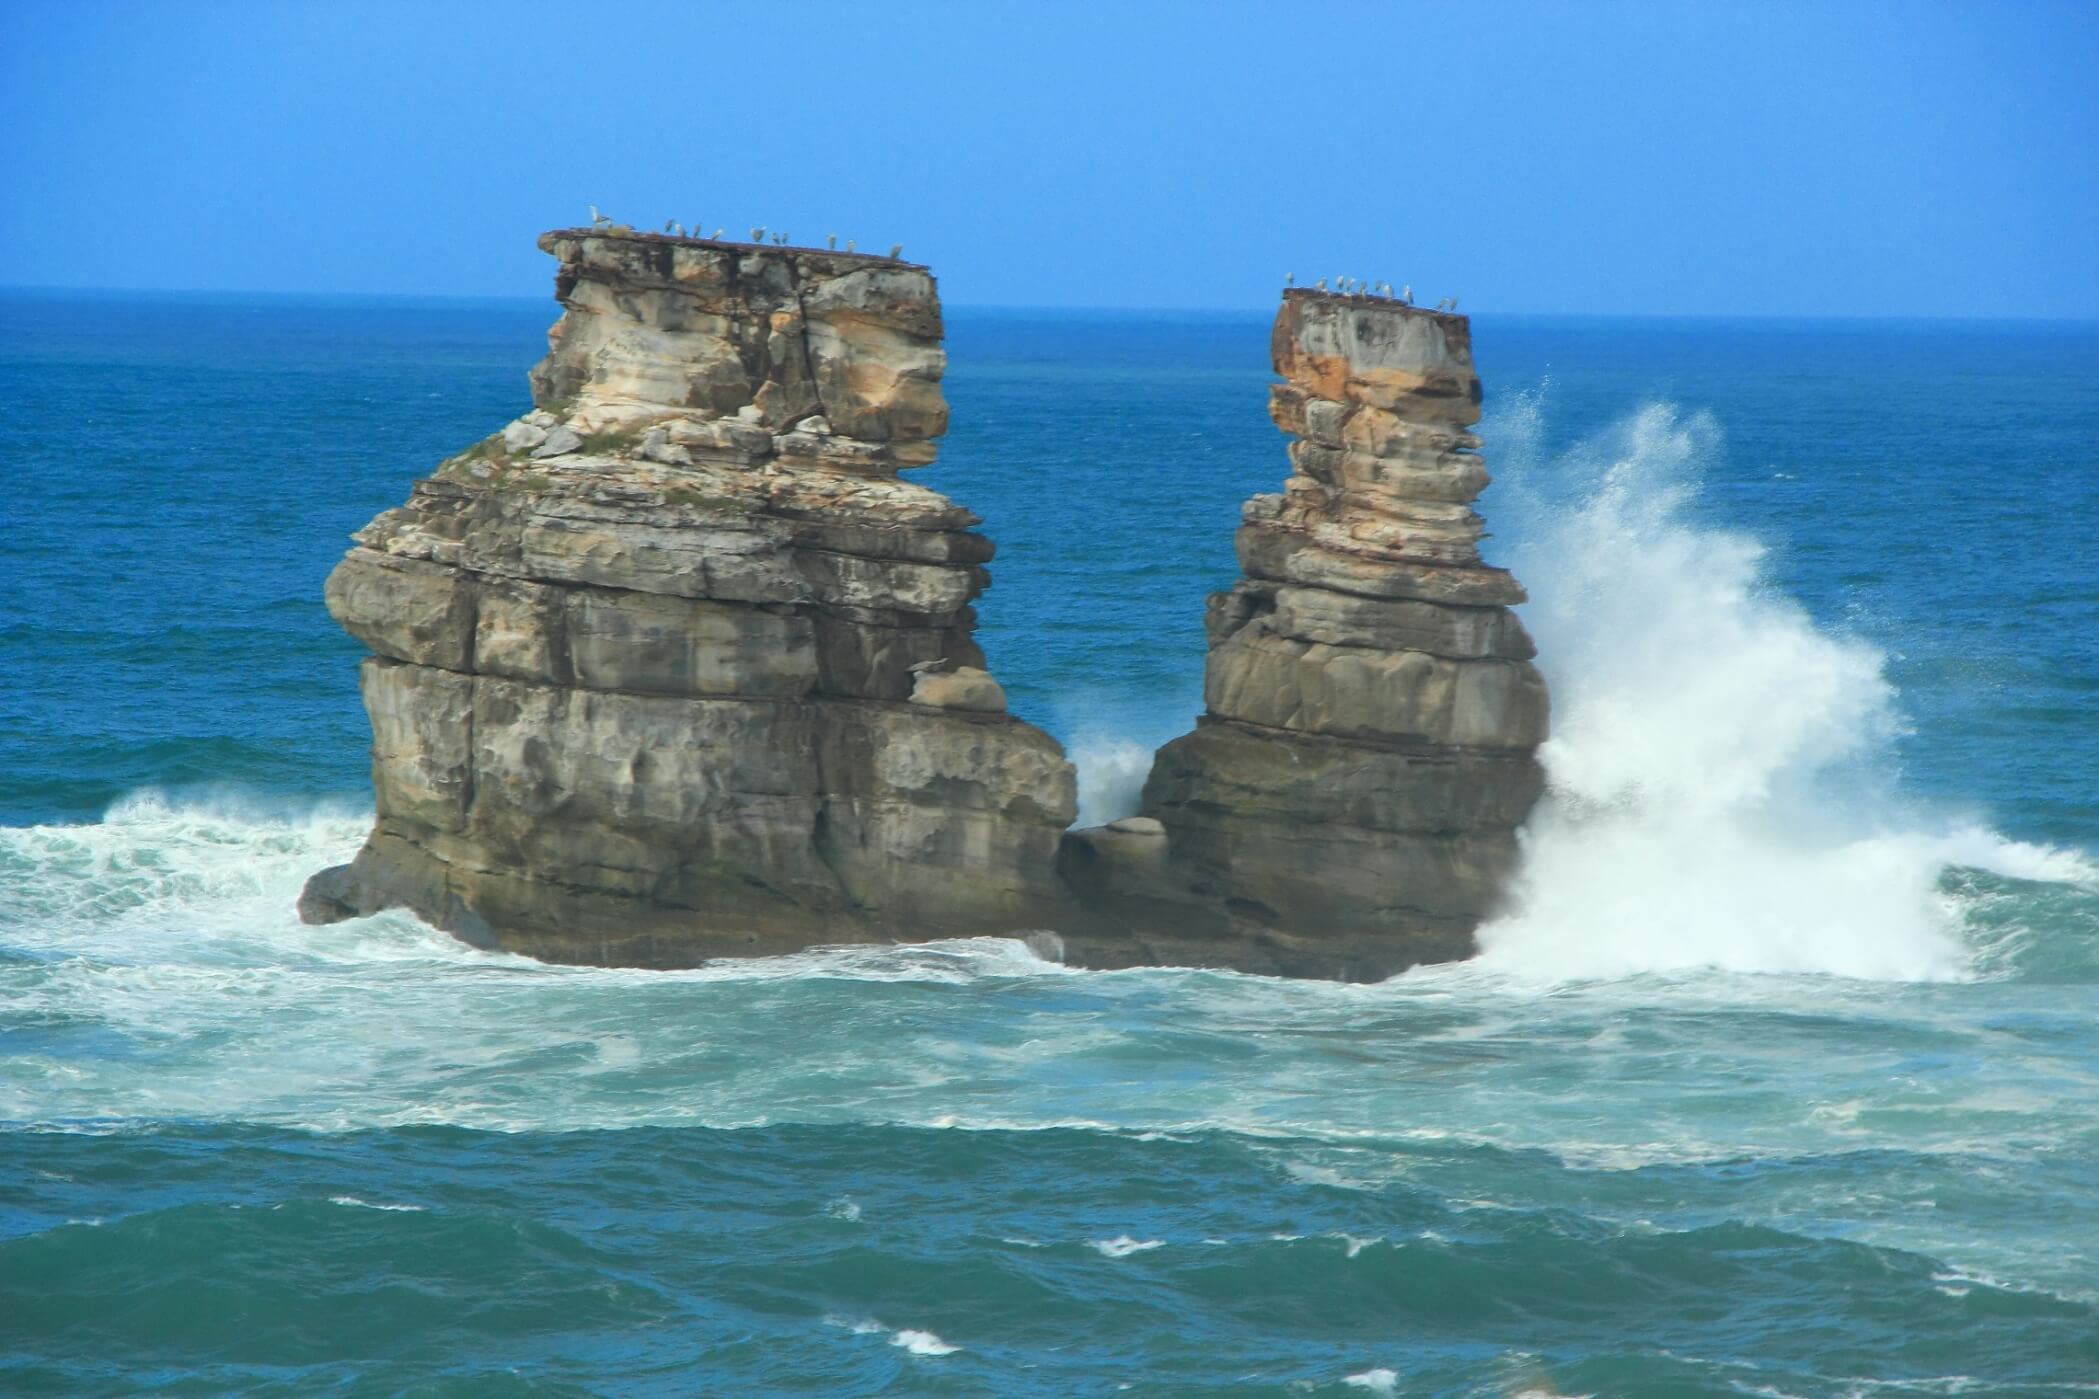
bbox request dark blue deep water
[3,288,2096,1395]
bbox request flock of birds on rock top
[583,208,1457,309]
[586,207,904,260]
[1286,272,1459,313]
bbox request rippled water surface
[3,292,2096,1394]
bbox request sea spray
[1474,399,2065,980]
[1070,736,1154,826]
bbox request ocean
[2,288,2096,1395]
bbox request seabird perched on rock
[1314,278,1327,290]
[751,226,765,242]
[846,239,856,253]
[889,243,903,259]
[712,228,724,240]
[1402,284,1414,305]
[1285,272,1294,286]
[827,233,837,249]
[663,219,677,234]
[1448,296,1460,312]
[589,204,606,228]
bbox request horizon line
[3,281,2097,327]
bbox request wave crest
[1475,400,2093,982]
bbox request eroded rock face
[1056,292,1548,981]
[301,230,1077,964]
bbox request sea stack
[1057,290,1548,980]
[299,230,1077,964]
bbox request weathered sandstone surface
[1055,291,1548,980]
[304,239,1545,981]
[300,231,1077,964]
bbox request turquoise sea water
[3,289,2097,1394]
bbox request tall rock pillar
[1058,291,1548,980]
[300,230,1077,964]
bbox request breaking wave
[1475,400,2095,982]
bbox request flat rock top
[1282,287,1463,320]
[542,227,928,271]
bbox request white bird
[889,243,903,259]
[751,226,765,242]
[827,233,838,249]
[1402,284,1414,305]
[1285,272,1294,286]
[1448,296,1460,311]
[711,228,724,240]
[663,219,677,234]
[589,204,608,228]
[1314,278,1327,290]
[846,238,856,253]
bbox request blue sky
[5,0,2095,315]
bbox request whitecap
[890,1328,959,1355]
[821,1314,886,1336]
[1471,399,2091,984]
[1090,1235,1165,1258]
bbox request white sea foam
[1472,401,2091,983]
[889,1328,959,1356]
[823,1314,888,1335]
[1089,1235,1165,1257]
[1342,1368,1399,1395]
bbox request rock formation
[299,230,1077,964]
[303,236,1545,982]
[1055,290,1548,980]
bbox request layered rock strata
[300,230,1077,964]
[1056,291,1548,980]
